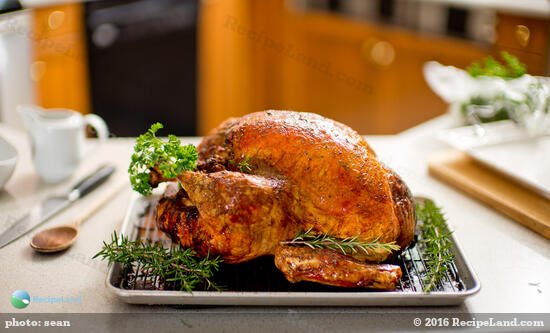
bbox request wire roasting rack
[106,195,480,306]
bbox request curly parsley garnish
[128,123,197,196]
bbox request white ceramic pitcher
[18,105,109,183]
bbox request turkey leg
[274,245,402,291]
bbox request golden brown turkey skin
[197,111,415,253]
[180,171,299,263]
[154,110,416,290]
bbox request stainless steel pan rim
[104,193,481,306]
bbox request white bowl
[0,136,17,189]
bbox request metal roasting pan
[105,193,481,306]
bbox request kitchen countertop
[1,116,549,331]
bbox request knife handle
[70,165,116,199]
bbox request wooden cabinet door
[32,3,90,114]
[198,0,490,134]
[277,12,489,134]
[494,13,549,75]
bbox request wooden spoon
[30,181,126,253]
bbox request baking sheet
[105,193,480,306]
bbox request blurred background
[0,0,549,136]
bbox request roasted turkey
[152,111,416,290]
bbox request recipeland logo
[10,290,82,309]
[11,290,30,309]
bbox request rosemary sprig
[93,232,223,292]
[416,200,455,292]
[280,228,400,256]
[230,156,254,174]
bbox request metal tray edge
[447,227,481,298]
[105,194,481,306]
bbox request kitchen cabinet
[494,12,549,75]
[28,1,549,135]
[31,3,90,114]
[198,0,490,135]
[276,11,489,134]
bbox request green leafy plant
[280,228,400,256]
[230,156,254,174]
[467,51,526,79]
[128,123,198,196]
[93,232,223,292]
[416,200,455,292]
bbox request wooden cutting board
[428,150,550,240]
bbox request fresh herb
[467,51,526,79]
[416,200,455,292]
[93,232,223,292]
[230,156,254,174]
[280,228,400,256]
[128,123,198,196]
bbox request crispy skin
[178,171,299,263]
[199,111,416,254]
[155,110,416,289]
[275,246,402,290]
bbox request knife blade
[0,165,116,249]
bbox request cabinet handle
[515,25,530,48]
[48,10,66,30]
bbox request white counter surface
[0,116,549,331]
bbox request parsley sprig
[467,51,526,79]
[128,123,197,196]
[280,228,400,256]
[416,200,455,292]
[93,232,223,292]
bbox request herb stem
[93,232,223,292]
[424,225,442,292]
[416,200,455,293]
[230,156,254,174]
[281,228,400,256]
